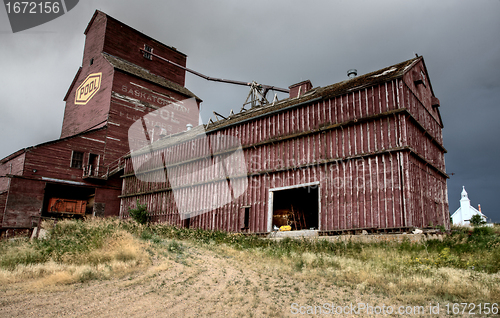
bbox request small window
[143,45,153,60]
[71,151,84,169]
[89,58,94,66]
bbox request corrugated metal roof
[102,53,201,101]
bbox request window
[143,44,153,60]
[89,58,94,66]
[71,151,84,169]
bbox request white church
[451,186,490,226]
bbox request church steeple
[461,186,468,199]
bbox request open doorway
[87,153,100,177]
[42,183,95,218]
[270,183,319,231]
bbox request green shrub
[128,200,149,225]
[470,214,486,226]
[470,225,494,238]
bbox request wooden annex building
[120,56,450,234]
[1,10,449,237]
[0,11,200,236]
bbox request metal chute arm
[139,48,289,93]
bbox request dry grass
[1,219,499,317]
[0,221,150,288]
[213,241,500,306]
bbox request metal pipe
[140,48,290,93]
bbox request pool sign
[75,73,102,105]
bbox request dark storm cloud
[1,0,499,221]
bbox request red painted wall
[120,58,448,233]
[2,177,45,228]
[61,10,192,139]
[61,11,112,139]
[2,10,200,230]
[95,187,121,217]
[0,192,7,226]
[103,15,187,87]
[23,129,108,182]
[0,151,25,192]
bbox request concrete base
[30,227,48,240]
[267,230,444,243]
[268,230,319,239]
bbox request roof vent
[347,69,357,79]
[186,124,193,131]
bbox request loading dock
[267,182,320,232]
[42,183,95,218]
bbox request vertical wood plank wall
[121,74,449,232]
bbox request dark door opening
[88,153,99,177]
[42,183,95,218]
[183,217,191,229]
[272,186,319,231]
[241,206,250,231]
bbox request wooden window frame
[70,151,84,169]
[143,44,153,60]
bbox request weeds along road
[1,219,499,317]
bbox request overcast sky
[1,0,499,222]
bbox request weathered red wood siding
[0,152,25,180]
[105,71,200,166]
[61,10,112,138]
[61,10,191,139]
[23,129,108,181]
[1,177,45,228]
[2,10,200,231]
[404,153,449,228]
[120,58,448,233]
[60,59,114,139]
[95,187,121,217]
[103,15,187,87]
[0,191,8,227]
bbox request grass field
[1,218,499,317]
